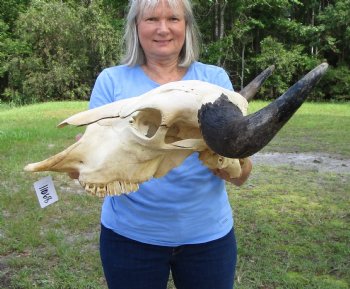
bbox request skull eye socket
[132,109,162,138]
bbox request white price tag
[33,176,58,208]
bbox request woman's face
[137,0,186,63]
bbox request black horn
[240,65,275,101]
[198,63,329,158]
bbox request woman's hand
[213,158,252,186]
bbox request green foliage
[0,0,31,31]
[0,0,349,103]
[318,0,350,65]
[3,0,122,104]
[315,65,350,102]
[252,36,319,98]
[197,0,346,101]
[0,20,11,77]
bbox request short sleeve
[89,69,117,109]
[212,68,234,91]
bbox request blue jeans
[100,224,237,289]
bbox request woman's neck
[141,59,187,84]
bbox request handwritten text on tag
[34,176,58,208]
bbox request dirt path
[252,152,350,174]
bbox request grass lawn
[0,101,349,289]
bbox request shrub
[4,0,122,104]
[314,65,350,102]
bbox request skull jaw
[77,155,164,197]
[77,150,196,197]
[79,180,140,197]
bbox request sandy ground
[252,152,350,174]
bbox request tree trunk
[214,0,219,40]
[219,0,227,39]
[214,0,227,66]
[241,43,245,90]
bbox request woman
[90,0,252,288]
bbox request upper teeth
[79,180,140,197]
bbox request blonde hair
[121,0,200,67]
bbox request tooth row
[79,180,139,197]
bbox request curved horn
[198,63,329,158]
[240,65,275,101]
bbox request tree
[252,36,318,98]
[0,0,31,31]
[318,0,350,65]
[0,0,348,102]
[4,0,123,104]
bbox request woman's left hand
[212,158,252,186]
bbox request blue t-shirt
[89,62,234,246]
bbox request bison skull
[24,81,248,197]
[24,63,328,197]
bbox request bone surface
[24,80,248,197]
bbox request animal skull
[24,81,248,197]
[24,63,328,197]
